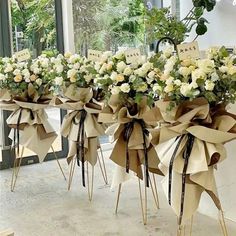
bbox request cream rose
[111,86,121,95]
[120,83,130,93]
[205,80,215,91]
[197,59,215,74]
[117,61,127,73]
[55,76,64,86]
[14,74,23,83]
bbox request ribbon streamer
[122,118,150,187]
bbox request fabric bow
[151,97,236,225]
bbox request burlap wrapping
[50,86,105,166]
[0,100,57,162]
[99,96,163,185]
[151,97,236,224]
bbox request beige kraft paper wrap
[100,96,163,183]
[2,100,57,162]
[50,87,105,166]
[151,97,236,224]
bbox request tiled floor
[0,149,236,236]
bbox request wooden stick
[97,154,108,185]
[138,178,147,225]
[219,209,229,236]
[68,157,76,191]
[115,183,122,214]
[100,147,108,184]
[152,173,160,209]
[87,161,94,202]
[51,146,66,181]
[11,146,24,192]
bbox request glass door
[0,0,68,170]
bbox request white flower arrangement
[94,50,161,107]
[150,46,236,107]
[49,53,97,96]
[0,55,52,102]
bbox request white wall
[180,1,236,49]
[180,1,236,222]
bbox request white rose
[228,66,236,75]
[55,64,64,74]
[179,67,191,77]
[35,78,42,86]
[148,71,155,79]
[73,63,80,70]
[111,86,121,95]
[129,75,136,82]
[164,57,177,75]
[41,58,49,68]
[0,73,6,80]
[120,83,130,93]
[117,61,127,73]
[162,46,174,58]
[84,74,93,83]
[153,84,162,93]
[211,72,219,82]
[123,67,133,76]
[55,76,64,86]
[205,80,215,91]
[25,77,31,83]
[192,69,206,81]
[80,65,87,73]
[94,62,101,71]
[165,77,174,85]
[33,67,41,75]
[197,59,215,74]
[134,68,147,77]
[4,64,14,73]
[180,83,192,97]
[110,72,118,81]
[67,69,77,78]
[164,84,174,93]
[99,63,107,74]
[142,62,153,71]
[68,54,80,64]
[190,81,198,89]
[174,79,182,86]
[13,69,21,75]
[219,66,228,74]
[136,83,148,92]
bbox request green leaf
[196,23,207,35]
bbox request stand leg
[86,161,94,201]
[152,173,160,209]
[115,183,122,214]
[149,175,159,210]
[51,146,66,181]
[138,178,147,225]
[11,146,24,192]
[97,154,108,185]
[219,209,229,236]
[98,147,108,185]
[68,157,76,191]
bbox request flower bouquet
[150,46,236,229]
[95,50,163,188]
[0,55,57,162]
[49,52,105,189]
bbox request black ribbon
[168,133,195,226]
[73,109,87,187]
[123,119,150,187]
